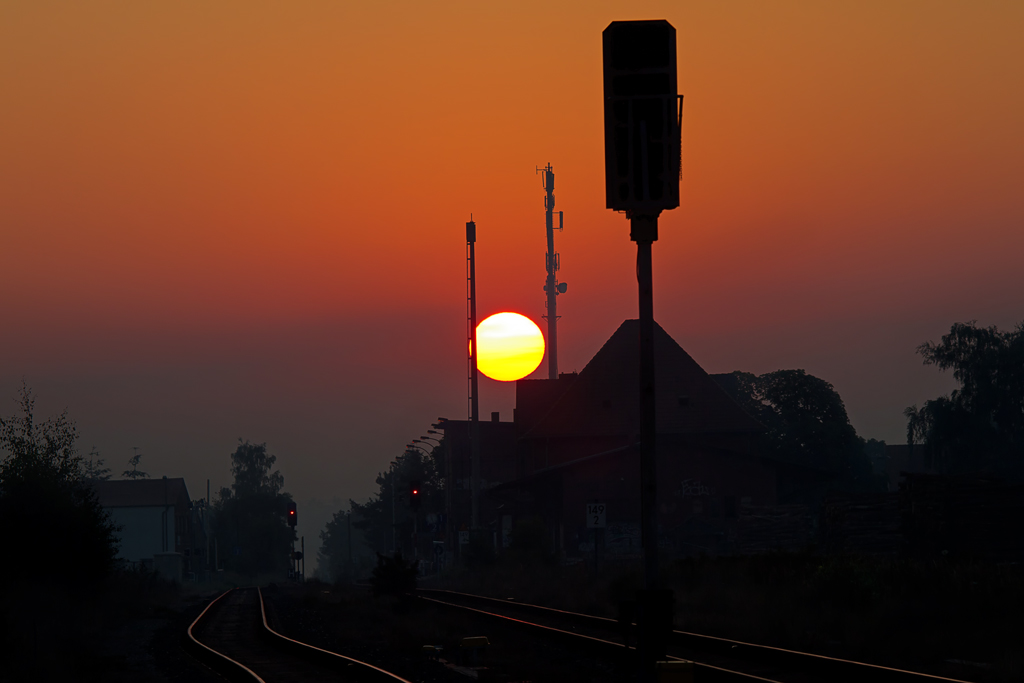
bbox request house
[92,477,207,580]
[493,319,781,558]
[434,413,518,559]
[434,319,829,559]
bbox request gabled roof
[520,320,762,439]
[92,477,190,508]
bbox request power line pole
[537,164,565,379]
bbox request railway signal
[603,19,681,683]
[603,19,681,217]
[286,500,297,528]
[409,481,422,510]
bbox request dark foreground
[4,552,1021,682]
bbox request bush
[370,552,418,597]
[0,386,118,587]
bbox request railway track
[417,588,980,683]
[186,587,412,683]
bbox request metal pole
[206,479,210,575]
[301,536,305,582]
[637,242,657,586]
[391,463,397,554]
[445,434,452,560]
[632,214,662,682]
[468,220,481,530]
[543,164,559,379]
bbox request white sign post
[586,503,607,528]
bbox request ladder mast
[466,218,480,529]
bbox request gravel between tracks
[262,582,627,683]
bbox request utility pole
[391,464,397,553]
[206,479,210,577]
[537,164,566,379]
[467,218,481,530]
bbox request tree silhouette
[0,385,118,586]
[211,439,294,577]
[905,320,1024,477]
[318,508,354,582]
[82,446,112,482]
[349,445,444,555]
[122,447,148,479]
[721,370,882,493]
[227,439,284,497]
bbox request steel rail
[257,587,413,683]
[187,587,413,683]
[185,588,265,683]
[417,593,783,682]
[418,588,977,683]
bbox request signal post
[603,19,683,682]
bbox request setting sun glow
[476,312,545,382]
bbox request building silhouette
[439,319,828,558]
[92,476,207,580]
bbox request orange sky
[2,1,1022,537]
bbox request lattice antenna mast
[465,217,481,529]
[536,163,566,379]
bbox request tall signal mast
[537,163,566,379]
[466,217,481,530]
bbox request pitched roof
[92,477,190,508]
[520,319,762,439]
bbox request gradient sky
[2,1,1022,545]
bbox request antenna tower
[537,163,566,379]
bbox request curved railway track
[186,587,412,683]
[417,588,980,683]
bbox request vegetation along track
[186,587,412,683]
[417,589,979,683]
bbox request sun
[476,312,545,382]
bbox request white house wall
[107,505,176,562]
